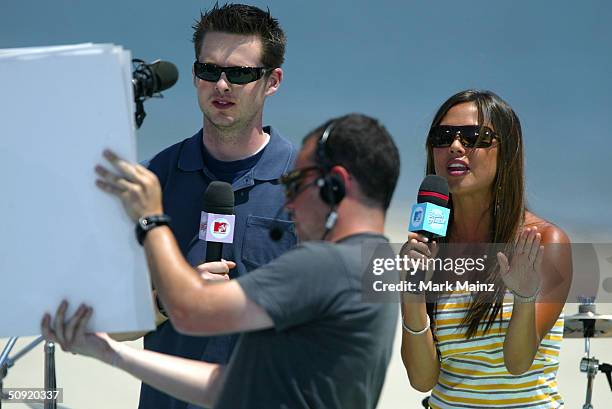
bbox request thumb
[497,252,510,275]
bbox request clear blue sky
[2,0,611,239]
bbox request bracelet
[510,287,540,303]
[401,313,430,335]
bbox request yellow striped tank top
[429,291,564,409]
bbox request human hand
[497,227,543,298]
[41,301,116,364]
[195,260,237,282]
[95,149,163,222]
[399,232,439,285]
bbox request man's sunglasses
[428,125,497,148]
[193,62,271,85]
[279,166,322,201]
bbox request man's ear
[264,68,283,97]
[192,65,197,87]
[330,165,351,194]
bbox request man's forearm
[110,340,225,407]
[143,226,208,325]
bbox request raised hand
[95,149,163,222]
[497,227,543,299]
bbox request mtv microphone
[201,181,235,262]
[408,175,450,240]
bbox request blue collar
[177,126,294,181]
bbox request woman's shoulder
[524,211,570,244]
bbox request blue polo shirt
[140,126,297,409]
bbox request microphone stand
[0,336,57,408]
[575,298,612,409]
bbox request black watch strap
[135,214,171,245]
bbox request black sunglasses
[428,125,497,148]
[193,62,271,85]
[279,166,322,201]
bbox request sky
[2,0,611,241]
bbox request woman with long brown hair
[400,90,572,408]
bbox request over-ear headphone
[315,121,346,206]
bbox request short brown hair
[192,3,286,68]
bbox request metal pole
[43,341,56,409]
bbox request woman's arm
[42,302,225,408]
[500,224,572,374]
[399,233,440,391]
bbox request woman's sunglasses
[193,62,272,85]
[428,125,497,148]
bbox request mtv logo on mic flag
[409,202,450,237]
[199,212,236,243]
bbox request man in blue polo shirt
[138,4,296,409]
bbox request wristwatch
[135,214,171,245]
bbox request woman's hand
[95,149,163,222]
[399,232,439,285]
[497,227,543,298]
[195,260,237,282]
[41,301,116,364]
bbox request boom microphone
[132,59,179,100]
[408,175,450,239]
[201,182,235,262]
[132,59,179,128]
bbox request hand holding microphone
[402,175,450,291]
[400,232,439,285]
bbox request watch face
[139,217,151,230]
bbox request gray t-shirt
[214,233,398,409]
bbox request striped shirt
[429,291,564,409]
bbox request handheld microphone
[200,182,235,262]
[132,59,179,100]
[408,175,450,240]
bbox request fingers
[95,165,139,194]
[527,228,542,262]
[407,232,429,243]
[64,304,90,345]
[497,252,510,275]
[103,149,140,182]
[223,260,237,269]
[52,300,68,347]
[195,261,234,275]
[515,227,529,255]
[200,271,230,281]
[73,307,93,341]
[44,302,94,352]
[41,314,58,343]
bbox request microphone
[200,181,235,262]
[408,175,450,240]
[132,59,179,128]
[132,59,179,100]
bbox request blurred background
[1,0,611,407]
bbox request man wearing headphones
[42,114,401,409]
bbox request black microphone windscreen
[417,175,450,207]
[151,60,179,92]
[204,181,235,214]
